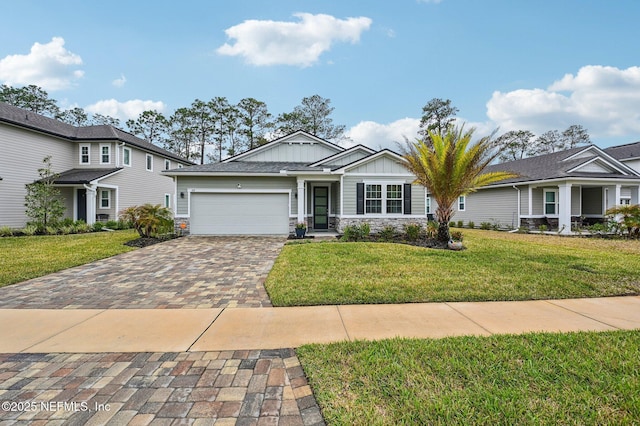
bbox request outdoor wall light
[180,192,185,198]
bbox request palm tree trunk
[436,205,453,243]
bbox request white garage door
[190,192,290,235]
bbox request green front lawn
[298,331,640,425]
[0,230,139,287]
[266,229,640,306]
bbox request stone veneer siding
[337,217,426,233]
[174,217,190,236]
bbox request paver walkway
[0,236,285,309]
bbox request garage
[190,192,290,235]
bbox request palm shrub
[402,125,517,243]
[120,204,173,238]
[605,204,640,238]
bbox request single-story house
[450,144,640,234]
[164,130,429,235]
[0,102,192,228]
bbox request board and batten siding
[453,187,519,228]
[0,124,75,227]
[341,175,425,215]
[322,151,371,168]
[346,157,409,174]
[176,176,298,216]
[241,142,340,163]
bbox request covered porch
[293,176,340,233]
[519,180,640,234]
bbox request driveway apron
[0,236,286,309]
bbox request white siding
[453,187,519,228]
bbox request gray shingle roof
[604,141,640,160]
[486,145,640,185]
[52,168,123,184]
[0,102,192,164]
[168,161,321,174]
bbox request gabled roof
[164,161,319,175]
[486,144,640,186]
[604,140,640,161]
[222,130,343,163]
[308,144,376,167]
[0,102,192,164]
[50,168,123,184]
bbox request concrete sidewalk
[2,296,639,353]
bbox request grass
[266,229,640,306]
[0,230,139,287]
[297,330,640,425]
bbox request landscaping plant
[119,204,173,238]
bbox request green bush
[480,222,492,230]
[20,225,38,236]
[341,223,371,242]
[403,223,423,241]
[0,226,13,237]
[378,225,396,242]
[426,221,439,239]
[59,226,75,235]
[60,218,75,227]
[92,222,104,232]
[449,221,456,228]
[119,204,174,238]
[457,220,463,228]
[45,226,58,235]
[450,230,464,241]
[538,224,548,232]
[467,221,475,229]
[76,222,91,233]
[105,220,119,229]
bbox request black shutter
[403,184,412,214]
[356,182,365,215]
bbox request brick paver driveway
[0,236,286,309]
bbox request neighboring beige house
[448,144,640,233]
[0,102,192,228]
[164,130,428,235]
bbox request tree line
[0,85,346,164]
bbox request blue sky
[1,0,639,150]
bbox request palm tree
[402,125,517,244]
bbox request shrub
[76,222,91,233]
[59,226,75,235]
[45,226,58,235]
[341,223,371,242]
[467,221,475,229]
[538,224,548,232]
[605,204,640,238]
[403,223,423,241]
[60,218,75,227]
[0,226,13,237]
[480,222,492,230]
[449,221,456,228]
[119,204,173,238]
[105,220,119,229]
[21,225,38,236]
[378,225,396,242]
[457,220,463,228]
[92,222,104,232]
[426,221,439,239]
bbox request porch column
[527,186,533,216]
[558,183,572,234]
[615,184,622,207]
[296,178,305,224]
[84,184,97,225]
[633,186,640,205]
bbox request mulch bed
[124,235,178,248]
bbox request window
[426,195,431,214]
[123,147,131,166]
[164,194,171,208]
[386,185,403,213]
[365,184,382,213]
[100,144,110,164]
[146,154,153,171]
[365,183,404,214]
[458,195,466,211]
[100,190,110,209]
[164,159,171,170]
[80,144,90,164]
[544,189,558,215]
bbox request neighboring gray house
[450,144,640,234]
[0,102,192,228]
[164,130,428,235]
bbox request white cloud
[486,65,640,138]
[0,37,84,91]
[217,13,372,67]
[346,118,421,151]
[85,99,166,121]
[112,74,127,88]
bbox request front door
[313,186,329,230]
[77,189,87,222]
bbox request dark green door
[313,187,329,230]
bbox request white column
[615,184,622,207]
[297,178,305,224]
[528,186,533,216]
[84,184,97,225]
[558,183,572,234]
